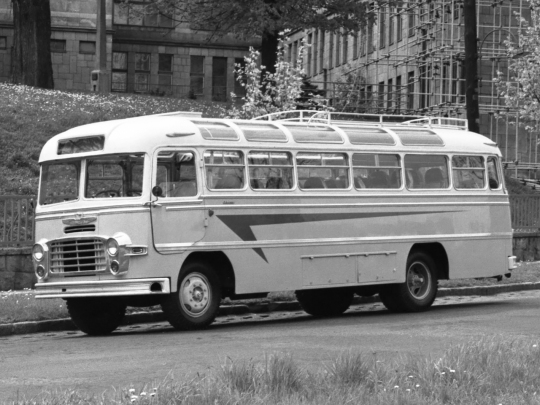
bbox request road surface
[2,290,540,400]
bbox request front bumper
[35,278,170,299]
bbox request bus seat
[368,170,389,188]
[324,179,338,188]
[303,177,325,189]
[424,168,445,188]
[265,177,281,189]
[215,175,242,189]
[251,179,263,189]
[354,177,366,188]
[170,181,196,197]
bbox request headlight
[32,244,45,262]
[106,238,119,256]
[36,265,48,280]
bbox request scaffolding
[301,0,538,177]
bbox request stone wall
[0,247,35,291]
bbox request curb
[2,282,540,337]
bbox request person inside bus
[367,170,390,188]
[424,167,448,188]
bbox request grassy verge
[6,336,540,404]
[2,261,539,325]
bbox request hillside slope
[0,83,228,195]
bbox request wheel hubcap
[180,273,211,317]
[407,261,431,300]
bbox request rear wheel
[379,251,438,313]
[296,288,354,317]
[161,261,221,330]
[67,298,126,336]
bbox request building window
[113,1,173,28]
[158,53,173,93]
[0,36,6,50]
[307,33,313,76]
[313,31,319,74]
[50,39,66,53]
[319,31,325,74]
[352,31,359,59]
[378,81,385,110]
[336,32,341,66]
[389,8,395,45]
[379,8,386,49]
[134,52,151,93]
[360,28,366,56]
[329,32,334,69]
[79,41,96,55]
[397,7,403,42]
[234,57,246,98]
[190,55,205,95]
[407,71,415,110]
[342,32,348,63]
[387,78,393,110]
[367,19,374,53]
[212,57,227,102]
[396,75,402,113]
[408,2,416,37]
[112,52,128,92]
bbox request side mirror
[152,186,163,197]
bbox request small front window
[39,161,81,205]
[85,154,144,198]
[156,151,198,197]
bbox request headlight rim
[106,238,119,257]
[32,243,45,262]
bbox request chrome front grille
[49,238,107,275]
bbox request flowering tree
[228,36,327,119]
[495,1,540,131]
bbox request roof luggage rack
[253,110,468,130]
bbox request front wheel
[66,298,126,335]
[161,262,221,330]
[296,288,354,317]
[379,251,438,313]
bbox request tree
[11,0,54,88]
[495,0,540,132]
[128,0,374,73]
[228,35,327,119]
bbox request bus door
[150,149,206,254]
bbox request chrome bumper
[35,278,170,299]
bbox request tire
[161,261,221,330]
[67,298,126,336]
[296,288,354,317]
[379,251,438,313]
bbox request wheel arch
[409,242,449,280]
[183,251,236,298]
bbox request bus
[32,110,517,335]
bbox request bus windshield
[39,154,145,205]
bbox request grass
[2,261,539,325]
[0,83,230,195]
[5,336,540,404]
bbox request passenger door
[150,149,206,254]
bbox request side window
[352,153,401,189]
[404,155,449,189]
[156,151,198,197]
[452,156,485,189]
[248,151,293,190]
[297,153,349,189]
[487,156,501,189]
[204,150,245,190]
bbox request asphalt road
[2,290,540,400]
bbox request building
[0,0,258,101]
[287,0,538,173]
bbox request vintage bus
[32,110,517,335]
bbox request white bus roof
[39,110,501,163]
